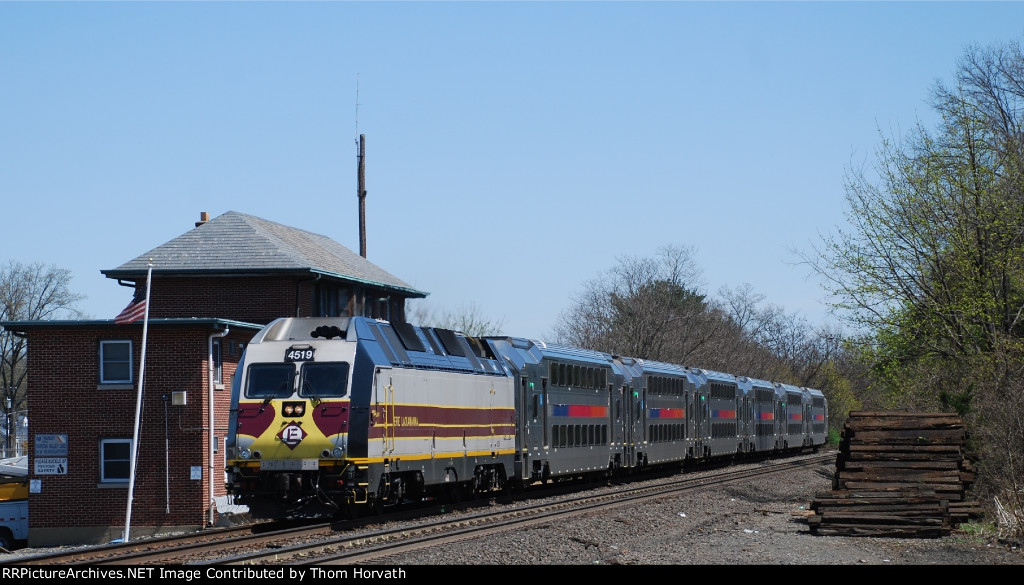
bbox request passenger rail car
[776,382,828,450]
[736,376,784,453]
[225,316,828,519]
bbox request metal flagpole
[124,260,153,542]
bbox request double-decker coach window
[300,362,350,398]
[246,363,295,398]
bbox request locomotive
[224,316,828,519]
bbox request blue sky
[3,2,1023,341]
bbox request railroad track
[1,452,833,566]
[222,453,833,565]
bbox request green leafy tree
[804,38,1024,534]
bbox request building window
[212,339,223,384]
[314,282,353,317]
[100,438,132,482]
[100,340,132,384]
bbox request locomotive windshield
[245,363,295,398]
[299,362,350,398]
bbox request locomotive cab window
[246,363,296,398]
[300,362,350,398]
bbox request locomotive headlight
[239,449,251,460]
[332,447,344,458]
[281,401,305,417]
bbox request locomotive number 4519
[284,347,315,362]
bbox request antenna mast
[357,134,366,258]
[355,76,367,258]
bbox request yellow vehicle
[0,456,27,550]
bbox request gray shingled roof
[101,211,427,298]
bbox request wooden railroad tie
[807,411,983,538]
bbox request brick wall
[23,272,410,545]
[26,325,250,545]
[135,276,309,324]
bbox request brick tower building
[0,211,426,546]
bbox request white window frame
[100,339,133,384]
[212,338,223,385]
[99,438,133,483]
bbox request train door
[609,384,624,471]
[739,393,749,453]
[748,396,755,452]
[541,377,549,449]
[694,388,709,458]
[623,383,635,467]
[776,400,784,450]
[373,367,395,459]
[686,391,695,457]
[516,375,530,481]
[804,402,812,447]
[638,385,647,465]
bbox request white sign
[190,466,202,480]
[35,457,67,475]
[29,479,41,493]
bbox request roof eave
[101,267,428,298]
[0,318,266,334]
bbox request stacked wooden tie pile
[807,411,983,537]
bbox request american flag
[114,290,148,324]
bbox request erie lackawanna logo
[277,422,307,449]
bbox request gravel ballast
[368,456,1024,565]
[4,455,1022,565]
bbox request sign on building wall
[34,434,68,475]
[35,434,68,457]
[34,458,67,474]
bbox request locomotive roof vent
[311,325,346,340]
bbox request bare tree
[553,244,718,363]
[712,284,788,377]
[716,283,863,438]
[717,284,835,379]
[407,299,507,338]
[557,250,862,442]
[0,261,85,455]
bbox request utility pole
[4,395,13,456]
[357,134,367,258]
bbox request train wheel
[445,483,462,504]
[369,475,391,515]
[368,496,384,516]
[337,502,359,520]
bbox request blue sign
[35,434,68,457]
